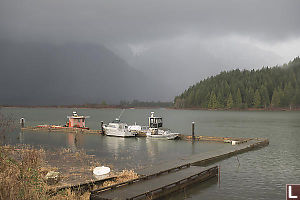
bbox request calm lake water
[1,107,300,200]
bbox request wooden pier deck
[90,138,268,199]
[21,126,103,134]
[21,125,269,199]
[137,138,268,176]
[90,166,218,200]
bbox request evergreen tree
[217,91,224,108]
[226,93,234,109]
[246,88,255,107]
[278,88,285,107]
[254,90,261,108]
[260,85,270,108]
[295,84,300,105]
[187,90,195,107]
[208,91,218,109]
[271,89,280,107]
[235,88,242,108]
[282,82,294,107]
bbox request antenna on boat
[118,109,125,120]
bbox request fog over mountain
[0,41,171,105]
[0,0,300,105]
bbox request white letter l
[289,186,298,199]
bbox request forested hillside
[174,57,300,109]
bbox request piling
[20,118,25,128]
[192,122,195,141]
[101,121,104,134]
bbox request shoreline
[1,105,300,111]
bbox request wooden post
[192,122,195,141]
[20,118,25,128]
[101,121,104,134]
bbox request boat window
[108,124,117,128]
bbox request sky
[1,0,300,103]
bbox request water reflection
[103,137,127,159]
[66,133,84,152]
[18,132,24,144]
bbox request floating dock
[21,126,253,143]
[21,126,103,134]
[136,138,268,176]
[90,166,218,200]
[90,137,268,200]
[21,122,269,199]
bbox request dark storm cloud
[0,0,300,104]
[1,0,299,44]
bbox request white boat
[146,112,179,140]
[128,122,142,132]
[103,118,136,137]
[146,129,179,140]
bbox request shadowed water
[1,107,299,199]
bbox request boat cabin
[67,111,90,129]
[148,112,163,129]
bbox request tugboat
[67,111,90,130]
[146,112,179,140]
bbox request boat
[66,111,90,130]
[103,118,136,137]
[128,122,142,132]
[146,112,179,140]
[146,129,179,140]
[128,122,149,135]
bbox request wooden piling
[101,121,104,134]
[20,118,25,128]
[192,122,195,141]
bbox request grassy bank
[0,145,138,199]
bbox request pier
[90,137,268,200]
[20,119,269,199]
[90,166,218,200]
[21,126,103,134]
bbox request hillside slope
[174,57,300,109]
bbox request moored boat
[67,111,90,130]
[103,118,136,137]
[146,112,179,140]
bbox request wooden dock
[21,126,103,134]
[90,166,218,200]
[136,138,268,176]
[179,134,251,143]
[90,138,268,199]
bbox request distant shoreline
[1,105,300,111]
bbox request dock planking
[90,138,268,200]
[90,166,218,200]
[136,138,268,176]
[21,125,268,199]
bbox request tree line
[120,100,173,108]
[174,57,300,109]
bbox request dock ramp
[90,166,218,200]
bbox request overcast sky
[1,0,300,101]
